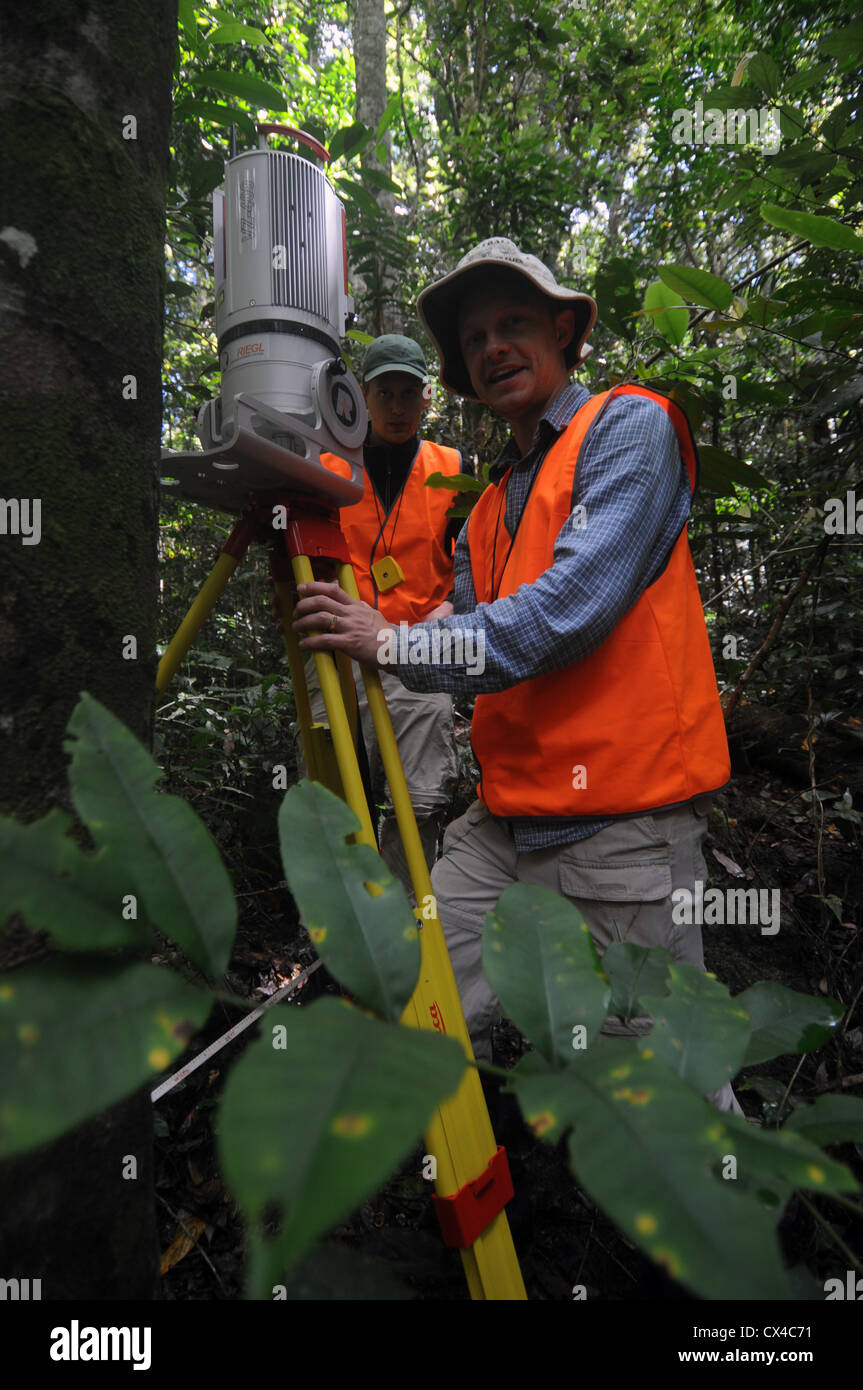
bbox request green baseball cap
[361,334,428,385]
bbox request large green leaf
[377,93,402,140]
[784,1095,863,1146]
[278,782,420,1022]
[361,166,402,195]
[595,259,641,340]
[700,83,762,113]
[761,204,863,253]
[603,943,672,1022]
[698,445,772,493]
[786,61,832,96]
[177,0,203,47]
[334,176,380,218]
[329,122,372,161]
[508,1045,791,1299]
[643,280,689,346]
[737,981,842,1065]
[770,149,837,185]
[748,52,781,99]
[219,998,465,1295]
[718,1109,854,1196]
[658,265,733,313]
[65,694,237,978]
[173,97,256,141]
[820,21,863,67]
[639,963,751,1093]
[483,884,611,1066]
[0,961,211,1158]
[0,809,148,953]
[189,68,284,112]
[207,22,268,46]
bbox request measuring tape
[150,958,323,1103]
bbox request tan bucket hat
[417,237,597,399]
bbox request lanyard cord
[371,468,407,551]
[488,452,545,601]
[369,451,413,581]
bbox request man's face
[457,282,575,422]
[364,371,427,446]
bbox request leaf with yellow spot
[219,998,465,1293]
[511,1044,796,1299]
[331,1113,373,1138]
[0,985,14,1000]
[702,1105,854,1198]
[0,959,210,1159]
[652,1247,682,1279]
[278,783,420,1022]
[640,962,751,1093]
[528,1110,556,1137]
[628,1088,651,1106]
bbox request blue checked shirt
[394,382,693,850]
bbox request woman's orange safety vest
[321,442,461,624]
[467,386,730,818]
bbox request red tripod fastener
[432,1146,514,1248]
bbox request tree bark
[0,0,176,1298]
[353,0,402,334]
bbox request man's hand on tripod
[293,580,393,666]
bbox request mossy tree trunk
[0,1,176,1298]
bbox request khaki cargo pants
[431,795,742,1112]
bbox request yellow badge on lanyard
[371,555,405,592]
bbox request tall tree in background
[0,1,175,1296]
[353,0,402,332]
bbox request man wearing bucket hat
[294,242,735,1108]
[308,333,462,889]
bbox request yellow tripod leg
[339,565,526,1300]
[289,556,377,847]
[273,572,338,794]
[157,515,257,696]
[157,553,240,695]
[272,544,362,797]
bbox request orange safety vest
[467,386,730,818]
[321,441,461,624]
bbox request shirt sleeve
[451,516,477,613]
[392,395,692,694]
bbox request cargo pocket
[440,797,490,856]
[558,816,673,953]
